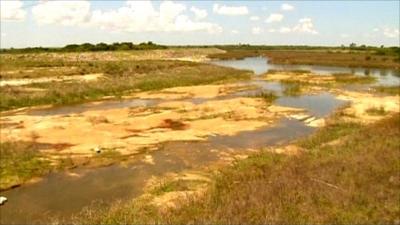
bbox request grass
[149,179,203,196]
[250,91,278,104]
[0,60,251,111]
[366,106,387,116]
[332,73,377,84]
[0,141,52,190]
[71,114,400,225]
[374,85,400,95]
[282,82,302,96]
[263,50,400,69]
[208,48,400,68]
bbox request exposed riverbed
[2,57,398,224]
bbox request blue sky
[0,0,399,48]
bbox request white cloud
[174,15,222,33]
[281,3,294,11]
[373,28,380,32]
[90,1,222,34]
[292,18,318,34]
[266,13,284,23]
[274,18,318,35]
[252,27,262,34]
[250,16,260,21]
[231,29,239,34]
[213,4,248,16]
[383,28,399,38]
[340,34,349,38]
[1,0,26,21]
[32,0,91,26]
[190,6,207,20]
[268,28,276,33]
[279,27,291,33]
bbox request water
[210,57,269,75]
[1,56,358,224]
[211,57,400,86]
[27,98,158,116]
[0,119,313,224]
[277,93,345,117]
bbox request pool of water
[211,57,400,86]
[26,98,159,116]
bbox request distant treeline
[0,41,167,54]
[176,44,400,56]
[1,42,399,57]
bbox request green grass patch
[297,120,362,149]
[282,82,302,96]
[374,85,400,95]
[366,106,387,116]
[250,91,278,104]
[0,142,52,190]
[332,73,376,84]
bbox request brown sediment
[0,83,304,162]
[335,90,400,123]
[0,73,104,87]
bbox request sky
[0,0,399,48]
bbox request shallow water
[27,98,158,116]
[0,119,313,224]
[211,57,400,86]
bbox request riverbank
[208,49,400,69]
[70,109,400,225]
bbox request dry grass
[0,60,251,111]
[263,50,400,69]
[70,114,400,225]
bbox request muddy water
[27,98,159,116]
[1,57,350,224]
[0,119,313,224]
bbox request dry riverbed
[0,83,304,190]
[1,60,399,224]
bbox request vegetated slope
[75,114,400,224]
[163,114,400,224]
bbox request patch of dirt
[263,71,335,85]
[0,73,104,87]
[132,84,255,100]
[336,90,399,123]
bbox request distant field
[207,45,400,69]
[263,50,400,69]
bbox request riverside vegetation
[70,113,400,225]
